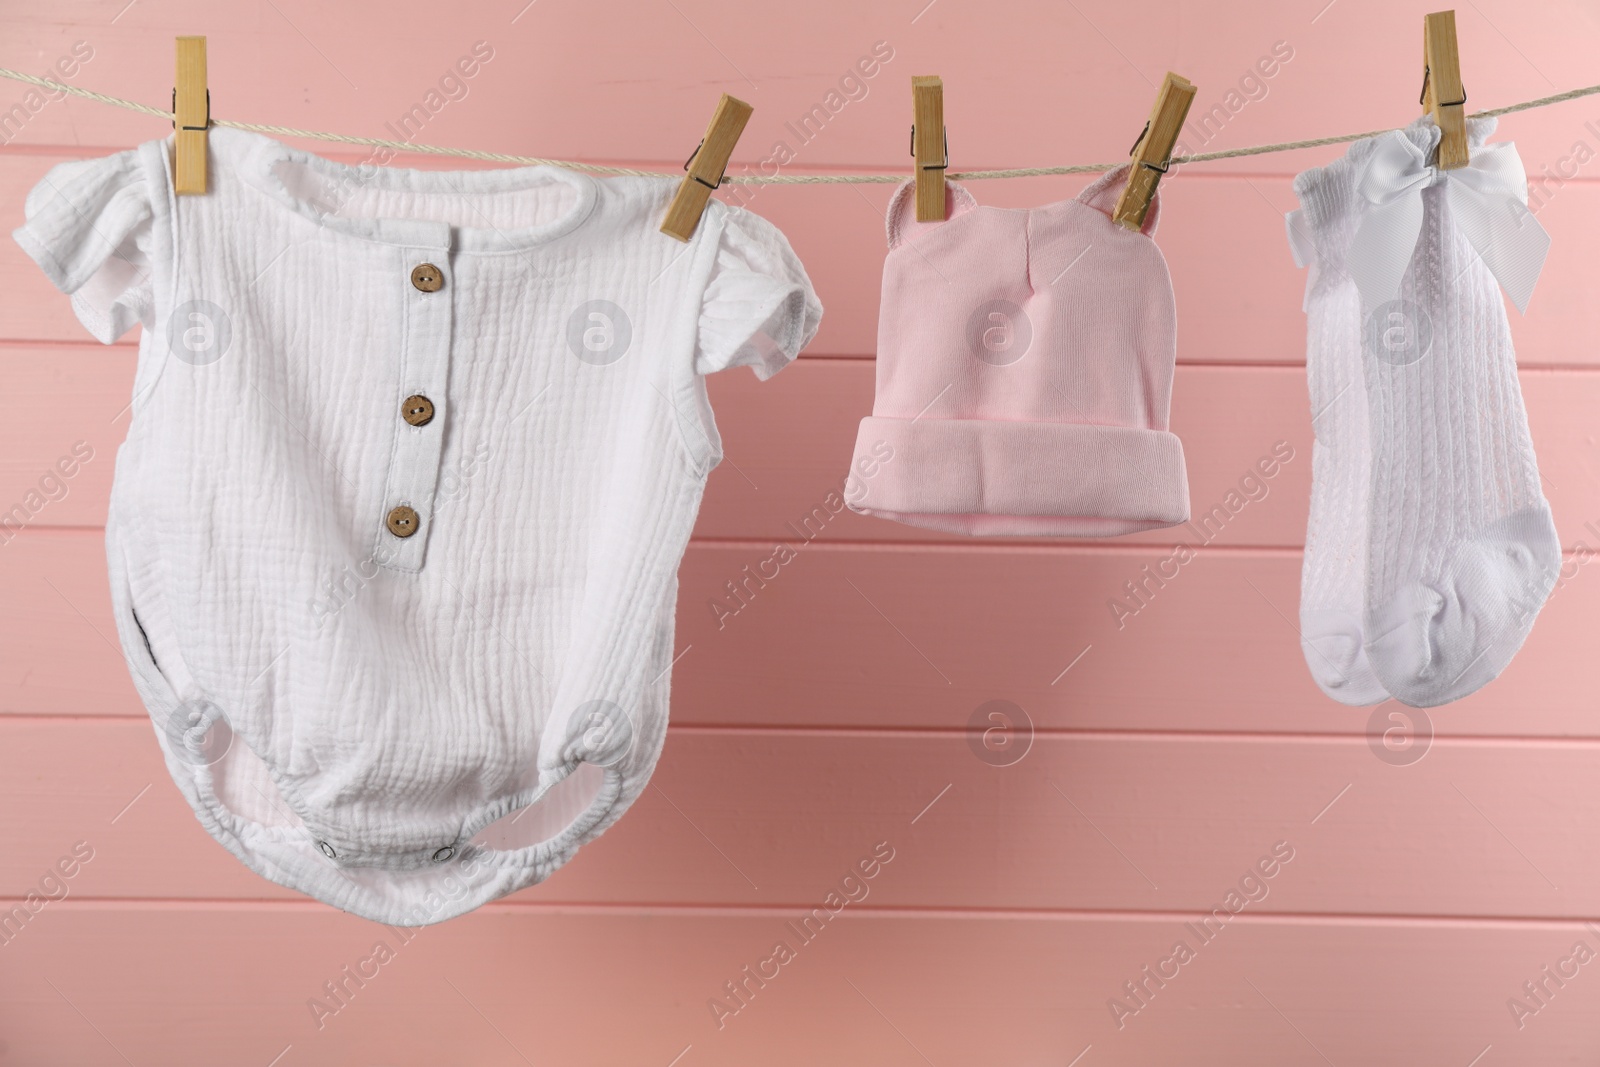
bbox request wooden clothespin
[911,76,946,221]
[1113,72,1195,231]
[661,93,753,242]
[1422,10,1468,169]
[173,36,208,195]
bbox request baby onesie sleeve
[693,204,822,380]
[12,148,157,344]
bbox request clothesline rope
[3,65,1599,182]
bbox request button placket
[374,240,454,573]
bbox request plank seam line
[2,339,1598,377]
[7,715,1600,747]
[9,897,1600,928]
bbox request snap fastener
[386,505,420,538]
[410,263,443,292]
[318,840,337,859]
[402,394,435,427]
[432,846,455,863]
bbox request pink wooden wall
[5,0,1600,1063]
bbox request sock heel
[1366,505,1559,707]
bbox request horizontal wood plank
[4,153,1599,363]
[1,906,1596,1065]
[6,534,1600,734]
[2,719,1598,920]
[3,0,1599,175]
[5,352,1600,554]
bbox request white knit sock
[1360,126,1559,707]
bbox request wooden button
[410,263,443,292]
[386,505,420,538]
[402,394,435,427]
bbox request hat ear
[886,179,979,249]
[1076,163,1161,237]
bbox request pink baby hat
[845,166,1190,537]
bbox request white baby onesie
[14,127,821,925]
